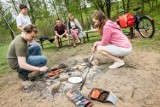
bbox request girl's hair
[23,24,38,33]
[68,13,74,21]
[92,11,108,36]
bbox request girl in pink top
[92,11,132,69]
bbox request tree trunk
[0,10,15,40]
[126,0,130,12]
[48,17,55,34]
[121,0,126,11]
[97,2,105,13]
[141,0,144,14]
[147,1,152,11]
[79,3,84,26]
[92,1,99,10]
[9,30,15,40]
[152,0,159,11]
[105,0,111,18]
[28,0,36,24]
[84,0,90,29]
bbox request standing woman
[67,13,82,47]
[92,11,132,69]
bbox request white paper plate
[68,77,82,84]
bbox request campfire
[22,56,104,100]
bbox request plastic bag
[118,13,135,28]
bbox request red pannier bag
[118,13,135,28]
[118,14,128,28]
[127,13,135,27]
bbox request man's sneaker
[109,60,125,69]
[68,45,71,49]
[55,47,60,51]
[18,73,36,81]
[18,73,29,81]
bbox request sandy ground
[0,44,160,107]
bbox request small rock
[59,73,69,82]
[59,63,68,68]
[22,81,34,89]
[49,81,61,93]
[91,59,99,66]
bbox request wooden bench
[84,30,98,42]
[59,30,99,46]
[58,35,87,47]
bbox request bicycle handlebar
[133,7,141,11]
[119,10,128,14]
[119,7,141,15]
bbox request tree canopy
[0,0,159,43]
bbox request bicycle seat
[133,7,141,11]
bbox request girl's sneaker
[109,60,125,69]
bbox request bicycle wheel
[138,16,155,38]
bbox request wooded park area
[1,1,160,107]
[0,0,159,43]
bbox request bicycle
[117,7,155,38]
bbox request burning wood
[72,63,86,70]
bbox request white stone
[59,73,69,82]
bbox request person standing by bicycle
[92,11,132,69]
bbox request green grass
[131,29,160,52]
[0,44,12,75]
[1,6,160,76]
[150,11,160,29]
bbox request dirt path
[0,47,160,107]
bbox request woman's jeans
[16,44,47,76]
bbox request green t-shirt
[6,35,28,69]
